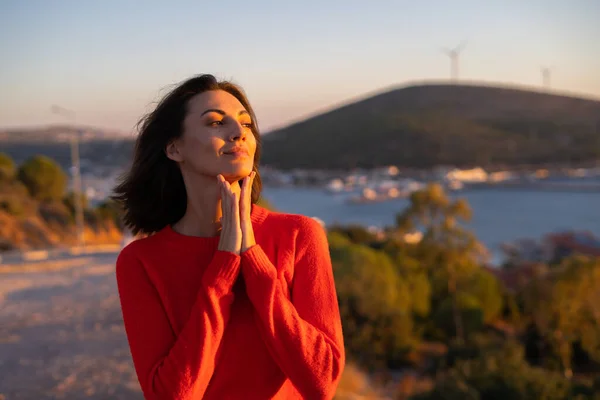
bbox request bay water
[262,186,600,264]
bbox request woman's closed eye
[209,119,253,128]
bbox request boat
[346,179,424,204]
[325,179,346,193]
[446,180,464,191]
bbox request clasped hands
[216,172,256,255]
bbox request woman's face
[167,90,257,182]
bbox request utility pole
[51,105,85,249]
[70,130,85,249]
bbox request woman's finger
[248,172,255,203]
[249,172,256,207]
[243,172,254,215]
[240,175,249,216]
[232,190,240,228]
[231,186,237,216]
[220,176,229,226]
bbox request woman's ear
[165,139,183,162]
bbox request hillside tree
[395,183,490,343]
[17,155,68,202]
[0,152,16,180]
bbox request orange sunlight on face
[178,90,257,182]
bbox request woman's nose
[228,122,246,141]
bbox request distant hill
[0,126,134,172]
[260,83,600,170]
[4,84,600,172]
[0,125,127,143]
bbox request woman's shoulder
[116,229,167,265]
[262,208,326,232]
[261,209,328,248]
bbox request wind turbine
[442,41,467,82]
[541,66,553,89]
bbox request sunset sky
[1,0,598,134]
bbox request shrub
[415,341,574,400]
[39,201,73,226]
[84,209,100,229]
[0,152,16,180]
[17,155,67,201]
[0,197,25,217]
[329,224,379,245]
[94,198,124,229]
[62,192,89,216]
[433,293,484,340]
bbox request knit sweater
[115,204,345,400]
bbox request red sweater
[116,204,345,399]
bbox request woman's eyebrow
[200,109,249,117]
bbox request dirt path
[0,255,142,399]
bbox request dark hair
[112,74,263,236]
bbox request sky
[1,0,599,134]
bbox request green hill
[260,83,600,170]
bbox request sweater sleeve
[240,217,345,400]
[116,248,240,400]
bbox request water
[261,186,600,262]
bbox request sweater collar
[160,202,270,245]
[250,203,269,226]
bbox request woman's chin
[220,164,253,181]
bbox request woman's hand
[217,174,242,255]
[240,171,256,252]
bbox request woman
[113,74,345,400]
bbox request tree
[386,244,432,319]
[327,231,352,249]
[404,268,432,319]
[95,198,124,229]
[433,293,484,339]
[329,238,414,368]
[0,152,16,180]
[333,243,410,316]
[63,191,89,215]
[577,260,600,365]
[17,155,67,201]
[413,340,575,400]
[395,183,489,344]
[462,269,504,323]
[521,255,600,378]
[329,224,378,246]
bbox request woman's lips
[224,151,249,158]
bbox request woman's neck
[172,174,241,238]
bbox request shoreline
[0,244,121,266]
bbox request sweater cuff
[202,250,241,294]
[241,245,277,281]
